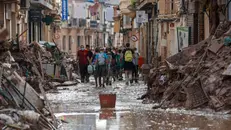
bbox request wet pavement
[47,78,231,130]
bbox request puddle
[56,110,231,130]
[47,81,231,130]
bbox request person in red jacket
[77,45,88,83]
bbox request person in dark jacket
[86,45,93,82]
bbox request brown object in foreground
[99,93,116,108]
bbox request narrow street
[2,0,231,130]
[47,78,231,130]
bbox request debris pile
[144,21,231,111]
[0,28,77,129]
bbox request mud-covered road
[47,79,231,130]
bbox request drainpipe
[146,23,148,64]
[154,2,159,68]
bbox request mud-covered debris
[0,28,79,129]
[145,21,231,111]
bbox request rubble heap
[144,21,231,111]
[0,28,77,129]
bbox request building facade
[0,0,61,46]
[57,0,117,59]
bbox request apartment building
[57,0,117,59]
[0,0,61,45]
[0,0,21,40]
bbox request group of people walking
[77,43,139,87]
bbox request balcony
[136,0,156,10]
[119,0,136,18]
[0,0,19,3]
[31,0,53,10]
[62,18,87,29]
[119,0,132,15]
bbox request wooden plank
[6,71,44,110]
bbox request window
[69,36,72,50]
[123,15,131,28]
[77,36,81,47]
[171,0,174,14]
[62,35,66,51]
[79,19,86,27]
[72,18,77,26]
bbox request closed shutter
[158,0,166,15]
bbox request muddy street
[47,79,231,130]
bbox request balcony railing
[31,0,53,10]
[0,0,19,3]
[136,0,156,10]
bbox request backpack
[116,54,120,64]
[87,65,94,74]
[98,53,106,65]
[125,50,133,62]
